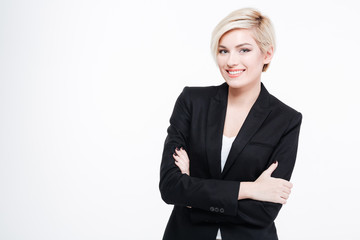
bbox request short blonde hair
[210,8,276,72]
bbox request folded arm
[189,112,303,227]
[159,87,240,216]
[159,87,302,227]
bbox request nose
[226,52,239,67]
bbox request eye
[240,48,251,53]
[218,49,228,54]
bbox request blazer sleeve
[159,87,241,216]
[190,111,303,227]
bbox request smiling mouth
[226,69,245,78]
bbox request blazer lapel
[205,82,272,179]
[206,83,228,179]
[221,82,272,178]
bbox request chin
[223,75,261,90]
[225,79,250,89]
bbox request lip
[226,69,245,78]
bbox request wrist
[238,181,254,200]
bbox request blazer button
[210,207,215,212]
[220,208,224,213]
[214,207,219,212]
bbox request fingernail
[273,160,277,164]
[180,147,184,150]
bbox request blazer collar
[206,82,272,179]
[213,81,270,108]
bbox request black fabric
[159,82,302,240]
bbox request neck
[227,81,261,107]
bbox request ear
[263,46,274,64]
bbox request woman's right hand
[173,147,192,208]
[239,161,293,204]
[173,147,190,176]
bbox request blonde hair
[210,8,276,72]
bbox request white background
[1,0,359,239]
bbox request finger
[175,149,189,164]
[174,149,185,159]
[282,181,293,189]
[264,161,278,176]
[280,192,289,200]
[175,154,186,164]
[280,195,288,203]
[276,178,292,188]
[282,188,291,195]
[174,158,185,167]
[175,148,185,158]
[173,153,181,162]
[278,196,287,204]
[177,147,189,158]
[180,147,189,157]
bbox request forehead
[219,29,257,47]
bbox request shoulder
[178,83,224,105]
[267,92,303,124]
[181,84,220,99]
[172,84,221,116]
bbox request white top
[216,134,236,240]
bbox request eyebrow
[219,43,253,48]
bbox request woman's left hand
[173,147,190,176]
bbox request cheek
[216,57,223,68]
[216,55,228,68]
[245,55,265,70]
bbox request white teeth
[228,70,244,74]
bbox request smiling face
[216,28,273,90]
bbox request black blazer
[159,82,302,240]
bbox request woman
[159,8,302,240]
